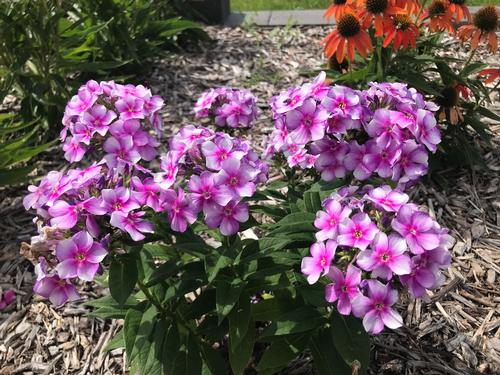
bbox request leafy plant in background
[22,75,455,374]
[319,0,500,167]
[0,0,204,183]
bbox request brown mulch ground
[0,26,499,375]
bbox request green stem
[138,280,167,315]
[377,44,385,82]
[463,47,477,70]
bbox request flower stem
[464,47,477,70]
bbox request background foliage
[0,0,205,185]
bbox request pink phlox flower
[0,290,16,310]
[272,86,310,114]
[44,171,73,206]
[391,141,428,183]
[356,232,411,280]
[143,95,164,115]
[365,185,409,212]
[201,136,244,170]
[365,109,406,148]
[204,200,249,236]
[34,258,80,306]
[56,231,107,281]
[285,98,328,144]
[301,240,337,284]
[114,83,151,99]
[66,87,98,116]
[325,265,361,315]
[103,136,141,168]
[101,187,140,214]
[215,158,257,199]
[351,280,403,335]
[110,211,154,241]
[338,212,379,250]
[131,176,162,212]
[194,89,219,118]
[82,104,116,136]
[304,71,330,100]
[392,204,440,254]
[161,188,197,233]
[63,137,86,163]
[154,152,179,190]
[314,199,352,241]
[114,95,145,120]
[321,85,362,119]
[344,141,376,181]
[416,109,441,153]
[362,140,401,179]
[188,171,232,213]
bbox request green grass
[231,0,500,12]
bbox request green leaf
[330,311,370,375]
[260,307,325,339]
[162,321,181,369]
[109,254,138,306]
[229,293,251,349]
[477,106,500,122]
[104,328,125,352]
[216,278,245,324]
[252,296,299,322]
[310,328,351,375]
[256,334,310,374]
[205,252,233,284]
[201,343,228,375]
[229,317,255,375]
[304,191,322,213]
[145,261,179,287]
[124,303,156,364]
[0,166,34,186]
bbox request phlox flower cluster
[194,87,260,129]
[61,80,164,167]
[155,125,268,235]
[266,72,441,187]
[301,185,453,334]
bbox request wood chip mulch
[0,26,499,374]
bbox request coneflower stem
[464,46,477,69]
[376,44,385,81]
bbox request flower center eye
[354,230,363,238]
[219,151,227,160]
[76,252,86,261]
[380,253,390,262]
[320,257,327,267]
[341,285,348,292]
[224,208,233,216]
[203,191,211,199]
[229,177,238,185]
[409,227,417,235]
[428,1,446,17]
[58,280,67,287]
[473,5,499,33]
[330,218,337,226]
[338,101,346,109]
[375,302,385,310]
[337,13,361,38]
[334,0,347,4]
[365,0,388,14]
[394,14,412,30]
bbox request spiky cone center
[334,0,348,4]
[366,0,388,14]
[393,14,413,30]
[473,6,498,33]
[438,86,459,108]
[428,0,447,17]
[450,0,466,4]
[337,13,362,37]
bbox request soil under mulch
[0,26,499,375]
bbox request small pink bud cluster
[301,185,453,334]
[0,290,15,310]
[61,81,164,167]
[155,125,268,235]
[194,88,260,129]
[266,73,441,187]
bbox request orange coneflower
[325,0,357,21]
[383,13,419,50]
[436,84,464,125]
[478,68,500,84]
[458,6,498,54]
[447,0,472,23]
[393,0,421,15]
[322,12,373,62]
[356,0,405,37]
[424,0,455,33]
